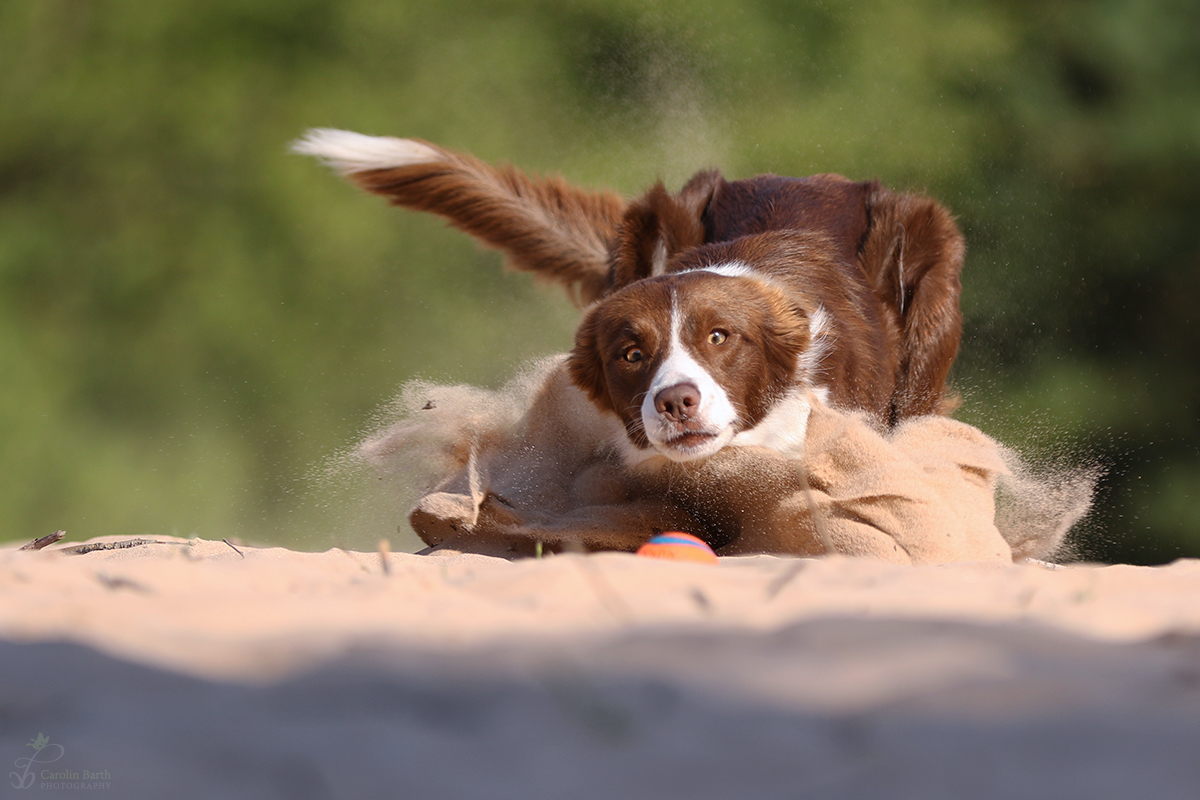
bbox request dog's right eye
[622,347,644,363]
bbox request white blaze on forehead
[291,128,442,174]
[638,289,739,460]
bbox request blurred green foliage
[2,0,1197,561]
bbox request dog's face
[568,268,815,462]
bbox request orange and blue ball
[636,532,719,564]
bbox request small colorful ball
[636,532,719,564]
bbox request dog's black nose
[655,383,701,422]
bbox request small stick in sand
[56,539,180,556]
[222,538,245,558]
[378,538,392,575]
[19,531,66,551]
[573,556,634,625]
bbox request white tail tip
[291,128,442,174]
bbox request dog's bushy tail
[293,129,624,306]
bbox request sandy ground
[3,536,1200,799]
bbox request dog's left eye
[623,347,644,363]
[707,330,728,345]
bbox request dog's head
[566,171,853,463]
[567,263,825,462]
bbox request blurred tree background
[2,0,1197,562]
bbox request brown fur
[568,270,814,448]
[859,185,965,420]
[346,141,625,306]
[671,231,902,418]
[330,136,963,435]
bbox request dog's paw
[408,491,478,547]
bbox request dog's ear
[566,310,611,411]
[293,129,625,307]
[760,291,815,392]
[859,187,964,420]
[678,168,724,218]
[610,170,723,290]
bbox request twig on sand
[378,538,392,575]
[55,539,182,556]
[573,556,634,625]
[19,531,65,551]
[222,538,245,558]
[765,559,809,600]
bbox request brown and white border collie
[295,129,964,465]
